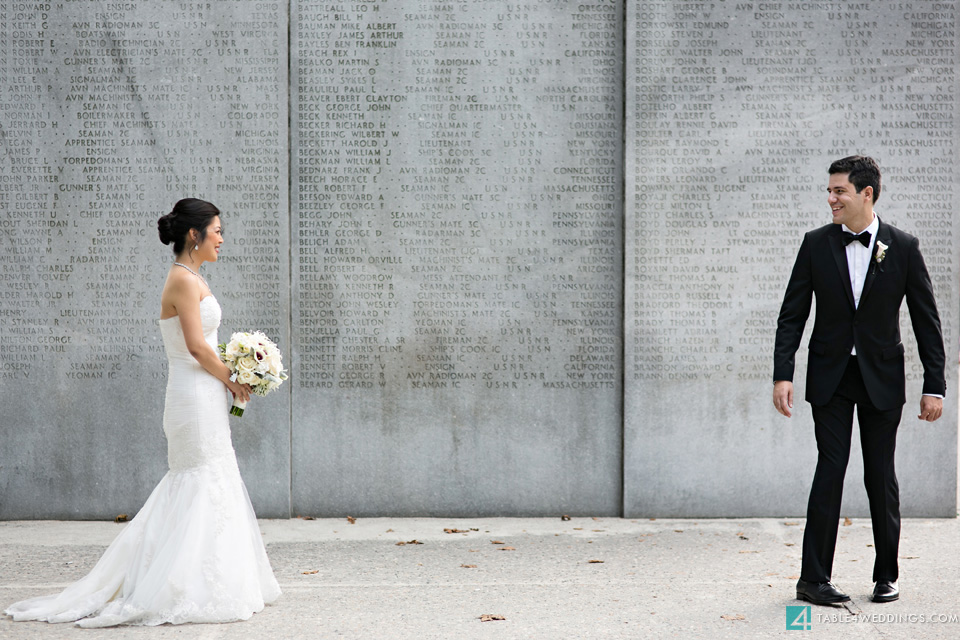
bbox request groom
[773,156,946,605]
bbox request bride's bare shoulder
[160,268,202,317]
[162,268,193,296]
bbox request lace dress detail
[4,296,281,627]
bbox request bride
[5,199,281,627]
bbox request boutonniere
[873,240,888,274]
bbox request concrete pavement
[1,516,959,639]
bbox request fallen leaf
[468,549,478,552]
[588,559,604,564]
[785,543,795,547]
[347,516,356,524]
[114,514,128,523]
[649,518,657,521]
[470,528,479,531]
[396,540,424,546]
[386,528,394,532]
[788,575,800,580]
[738,535,749,540]
[843,517,852,526]
[561,515,571,521]
[721,614,746,621]
[573,528,583,531]
[867,544,874,547]
[783,521,799,526]
[592,517,600,521]
[674,530,684,533]
[297,515,315,520]
[497,546,516,551]
[479,614,506,622]
[302,570,319,575]
[460,564,477,569]
[902,556,920,560]
[444,528,469,534]
[491,540,506,544]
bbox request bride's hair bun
[157,212,177,245]
[157,199,221,255]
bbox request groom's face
[827,173,872,228]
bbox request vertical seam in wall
[619,0,628,519]
[286,1,294,520]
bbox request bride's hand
[226,380,252,404]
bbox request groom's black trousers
[801,356,903,585]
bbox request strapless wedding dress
[5,296,280,627]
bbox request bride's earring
[194,244,199,250]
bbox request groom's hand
[918,395,943,422]
[773,381,794,418]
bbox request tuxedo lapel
[858,218,890,309]
[829,229,856,310]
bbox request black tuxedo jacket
[774,218,946,410]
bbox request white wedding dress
[5,296,281,627]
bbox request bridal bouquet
[218,331,288,416]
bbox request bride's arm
[167,274,251,403]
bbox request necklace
[173,262,208,287]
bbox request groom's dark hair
[829,155,881,204]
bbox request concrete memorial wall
[0,0,624,518]
[626,0,959,517]
[0,1,956,518]
[289,0,624,515]
[0,1,291,518]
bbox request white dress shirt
[843,215,879,323]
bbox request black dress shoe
[872,580,899,603]
[796,579,851,605]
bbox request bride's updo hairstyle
[157,198,221,255]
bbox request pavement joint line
[0,580,804,592]
[1,579,808,590]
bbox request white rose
[237,369,259,385]
[235,357,255,379]
[225,341,243,360]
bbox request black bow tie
[842,231,871,247]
